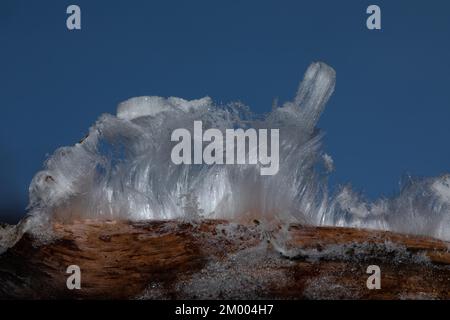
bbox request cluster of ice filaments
[24,62,450,241]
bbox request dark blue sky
[1,0,450,222]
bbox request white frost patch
[117,96,211,121]
[173,243,292,299]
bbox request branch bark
[0,219,449,299]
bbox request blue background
[1,0,450,223]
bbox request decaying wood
[0,219,449,299]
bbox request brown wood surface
[0,219,449,299]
